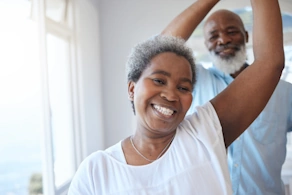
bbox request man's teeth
[153,105,174,116]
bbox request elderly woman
[68,0,284,194]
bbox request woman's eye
[153,79,165,85]
[178,86,190,92]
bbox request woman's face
[128,52,193,135]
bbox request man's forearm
[161,0,219,41]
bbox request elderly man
[162,3,292,195]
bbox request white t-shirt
[68,102,232,195]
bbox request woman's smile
[153,104,175,116]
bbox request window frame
[37,0,83,194]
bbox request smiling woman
[68,34,234,195]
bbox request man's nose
[217,34,232,45]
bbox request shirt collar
[208,63,249,84]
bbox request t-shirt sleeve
[68,154,96,195]
[185,102,224,147]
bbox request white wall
[75,0,104,156]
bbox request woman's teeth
[153,105,174,116]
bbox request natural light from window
[0,1,42,195]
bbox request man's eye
[228,31,238,35]
[153,79,165,85]
[209,35,218,41]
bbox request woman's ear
[128,81,135,101]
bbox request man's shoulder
[278,79,292,85]
[267,79,292,105]
[196,64,208,72]
[277,79,292,91]
[196,64,217,77]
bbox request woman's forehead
[146,52,193,78]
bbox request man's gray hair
[126,35,196,85]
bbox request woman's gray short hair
[126,35,196,85]
[125,35,196,114]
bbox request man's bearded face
[210,44,247,74]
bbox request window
[0,0,82,194]
[0,1,43,195]
[38,0,82,194]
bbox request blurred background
[0,0,291,194]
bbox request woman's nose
[160,89,179,102]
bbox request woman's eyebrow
[151,70,192,84]
[151,70,170,77]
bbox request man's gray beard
[210,46,247,74]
